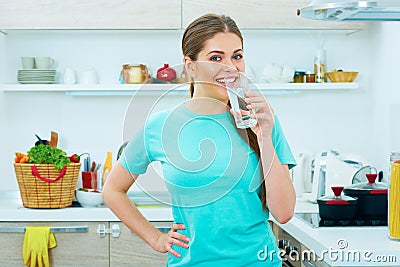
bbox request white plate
[19,80,55,84]
[18,69,56,72]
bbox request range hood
[298,0,400,21]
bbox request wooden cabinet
[0,221,171,267]
[0,221,109,266]
[0,0,181,29]
[0,0,363,30]
[110,222,169,266]
[182,0,364,30]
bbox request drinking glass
[225,72,257,129]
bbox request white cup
[35,57,55,69]
[79,69,98,84]
[21,57,35,69]
[282,64,295,78]
[62,67,76,84]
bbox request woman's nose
[222,58,238,71]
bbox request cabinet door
[182,0,364,30]
[0,221,109,267]
[0,0,181,29]
[110,221,171,267]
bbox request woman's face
[186,32,245,101]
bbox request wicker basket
[14,163,81,208]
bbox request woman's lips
[215,76,237,85]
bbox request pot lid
[298,0,400,21]
[345,173,388,191]
[318,186,357,204]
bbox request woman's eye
[233,54,243,60]
[210,55,221,61]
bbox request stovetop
[295,213,388,228]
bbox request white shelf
[0,82,359,96]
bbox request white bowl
[76,189,104,207]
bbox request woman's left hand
[244,91,274,140]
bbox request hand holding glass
[225,73,257,129]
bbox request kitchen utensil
[344,173,388,219]
[35,57,54,69]
[75,189,103,207]
[326,71,358,82]
[317,186,358,220]
[21,57,35,69]
[102,152,112,187]
[156,63,176,82]
[117,141,128,160]
[49,131,58,148]
[62,67,76,84]
[81,172,98,190]
[34,134,49,146]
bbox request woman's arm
[245,92,296,223]
[102,161,189,257]
[259,140,295,224]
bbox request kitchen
[0,0,400,266]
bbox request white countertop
[1,192,399,266]
[273,199,400,266]
[0,191,173,222]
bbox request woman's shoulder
[144,103,186,129]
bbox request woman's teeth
[216,77,235,83]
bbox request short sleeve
[119,125,153,174]
[271,114,297,170]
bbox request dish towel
[22,226,57,267]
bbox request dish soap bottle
[314,49,326,83]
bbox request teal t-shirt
[121,102,296,266]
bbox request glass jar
[389,152,400,240]
[305,71,315,83]
[293,71,306,83]
[314,49,326,83]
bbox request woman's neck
[185,96,229,115]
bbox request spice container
[305,71,315,83]
[293,71,306,83]
[314,49,326,83]
[389,152,400,240]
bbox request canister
[293,71,306,83]
[389,152,400,240]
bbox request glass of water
[225,72,258,129]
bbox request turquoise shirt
[121,103,296,266]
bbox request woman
[103,14,296,266]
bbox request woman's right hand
[153,223,190,258]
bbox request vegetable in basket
[27,144,71,171]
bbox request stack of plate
[18,69,56,84]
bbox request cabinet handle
[97,224,120,238]
[0,226,88,233]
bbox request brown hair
[182,14,266,210]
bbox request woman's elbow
[275,210,294,224]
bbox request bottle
[314,49,326,83]
[389,152,400,240]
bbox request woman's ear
[184,56,196,78]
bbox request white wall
[0,27,376,191]
[370,22,400,177]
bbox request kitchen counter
[1,191,399,266]
[273,200,400,266]
[0,191,173,222]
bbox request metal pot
[317,186,358,220]
[343,173,388,219]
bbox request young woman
[103,14,296,266]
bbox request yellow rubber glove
[22,226,57,267]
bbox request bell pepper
[67,153,89,163]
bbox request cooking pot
[343,173,388,220]
[317,186,358,220]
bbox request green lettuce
[27,144,71,170]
